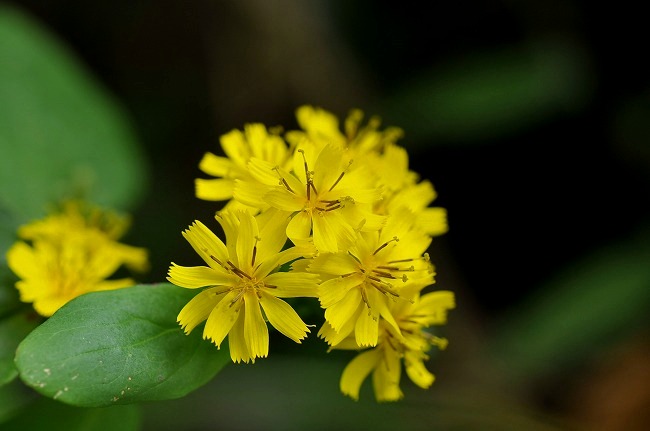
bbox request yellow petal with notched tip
[259,292,309,343]
[177,287,226,334]
[167,264,233,289]
[244,290,269,360]
[203,290,242,348]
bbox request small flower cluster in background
[168,105,456,401]
[7,200,149,317]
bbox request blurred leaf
[0,267,21,319]
[0,4,149,224]
[490,226,650,382]
[1,397,141,431]
[15,283,230,407]
[0,309,41,386]
[0,379,39,424]
[380,36,593,145]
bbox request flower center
[273,149,354,215]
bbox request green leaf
[0,309,42,386]
[15,283,230,407]
[0,4,149,223]
[489,226,650,382]
[379,37,594,145]
[1,397,141,431]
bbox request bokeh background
[1,1,649,430]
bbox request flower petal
[340,349,380,401]
[259,292,309,343]
[177,287,226,334]
[6,242,40,280]
[264,272,319,297]
[232,179,271,209]
[235,211,259,272]
[198,152,234,177]
[318,274,363,308]
[167,263,233,289]
[319,317,356,347]
[287,211,312,240]
[244,291,268,360]
[182,221,229,270]
[203,290,242,348]
[372,347,403,402]
[308,253,358,276]
[264,189,305,212]
[412,290,456,326]
[417,207,448,237]
[195,178,235,201]
[228,311,252,363]
[355,304,379,347]
[405,351,435,389]
[255,208,291,263]
[324,288,362,332]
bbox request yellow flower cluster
[6,200,149,317]
[168,105,455,401]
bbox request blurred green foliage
[0,4,149,229]
[379,37,594,145]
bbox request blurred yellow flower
[167,210,320,363]
[6,200,149,317]
[338,287,455,402]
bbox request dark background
[3,1,649,430]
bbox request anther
[373,236,399,255]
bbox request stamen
[371,269,397,279]
[263,283,277,289]
[370,281,399,298]
[328,160,353,192]
[297,149,314,200]
[310,180,319,196]
[315,204,341,212]
[227,261,252,279]
[251,236,260,267]
[360,288,373,316]
[272,167,295,193]
[229,289,245,307]
[348,252,362,265]
[373,236,399,255]
[387,258,415,264]
[367,275,392,286]
[208,254,225,268]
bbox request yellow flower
[311,209,436,348]
[167,209,320,363]
[285,105,403,156]
[338,287,455,402]
[286,105,446,237]
[234,142,385,253]
[195,124,291,211]
[6,201,149,317]
[367,143,448,237]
